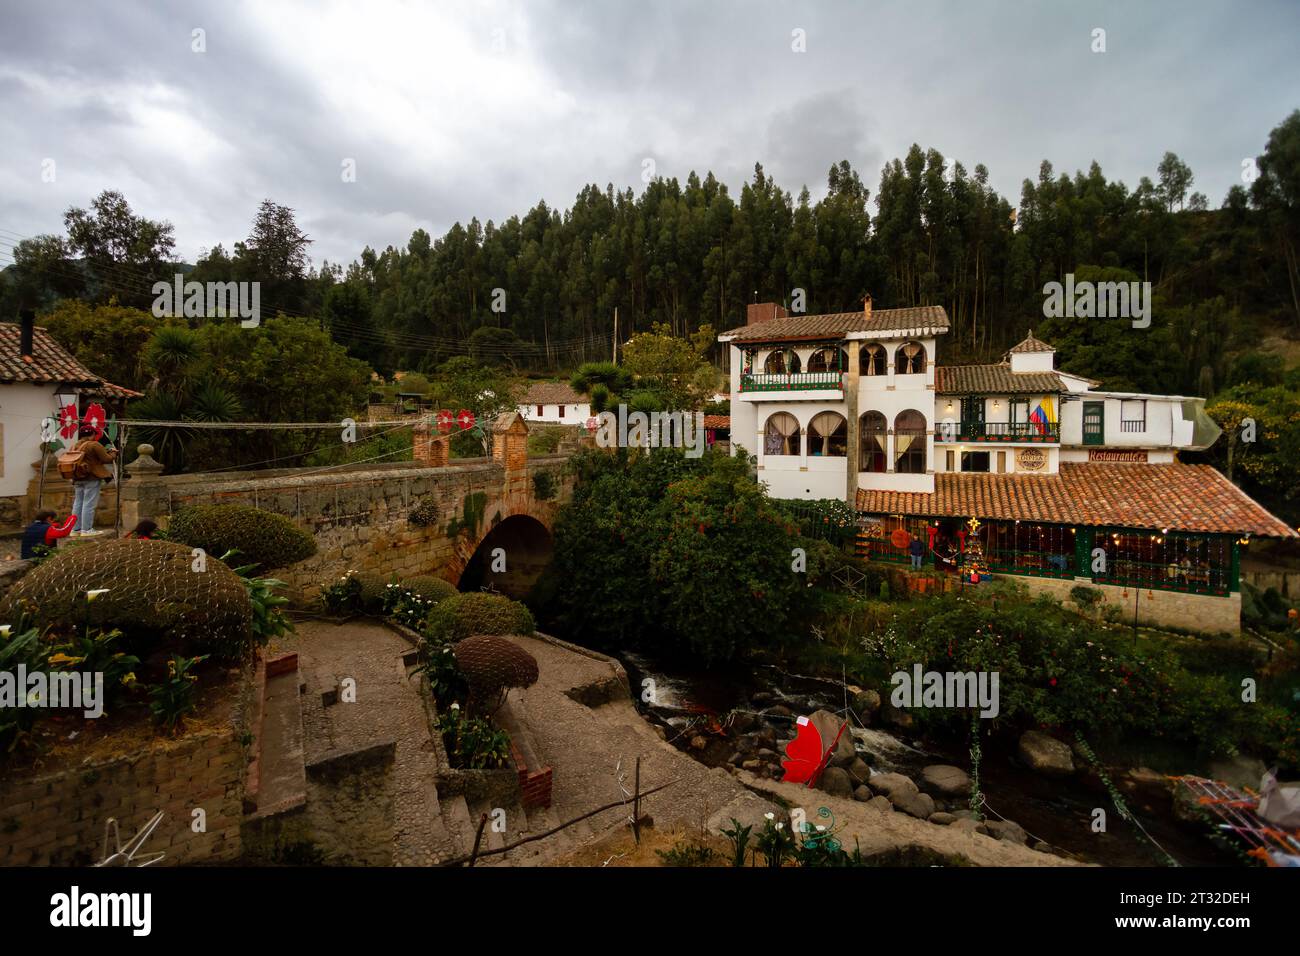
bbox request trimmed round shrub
[423,593,536,645]
[399,575,458,606]
[453,634,539,714]
[353,571,391,611]
[1,539,254,659]
[168,503,316,572]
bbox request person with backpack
[60,425,118,537]
[20,509,77,559]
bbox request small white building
[0,315,140,527]
[518,382,590,425]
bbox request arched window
[808,412,848,456]
[764,412,801,456]
[894,410,927,473]
[860,343,886,376]
[807,347,847,374]
[860,411,887,472]
[896,342,926,375]
[764,349,801,375]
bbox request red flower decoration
[58,404,80,441]
[435,410,454,433]
[81,403,106,441]
[456,409,475,430]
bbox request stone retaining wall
[0,675,251,866]
[1017,575,1241,634]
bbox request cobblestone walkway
[276,618,455,866]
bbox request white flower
[450,702,460,710]
[775,822,784,831]
[764,812,775,821]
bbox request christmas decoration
[964,517,990,583]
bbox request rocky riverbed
[622,652,1241,866]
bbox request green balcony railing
[935,421,1060,443]
[740,371,844,393]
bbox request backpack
[57,443,93,481]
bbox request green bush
[168,504,316,572]
[0,539,254,660]
[353,571,391,611]
[399,575,458,606]
[422,592,536,645]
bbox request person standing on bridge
[68,424,118,537]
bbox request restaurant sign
[1088,449,1147,463]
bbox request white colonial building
[718,300,1294,633]
[518,381,591,425]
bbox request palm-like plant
[144,326,201,397]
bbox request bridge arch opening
[458,514,554,599]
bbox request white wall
[1059,394,1186,448]
[518,401,591,424]
[0,384,58,499]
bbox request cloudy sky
[1,0,1297,267]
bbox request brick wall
[0,724,247,866]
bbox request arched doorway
[458,514,554,599]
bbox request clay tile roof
[937,363,1064,394]
[855,463,1296,537]
[1008,330,1055,353]
[703,415,730,430]
[0,323,142,398]
[0,324,97,384]
[522,381,585,405]
[719,305,950,343]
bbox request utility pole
[613,307,618,364]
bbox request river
[617,649,1241,867]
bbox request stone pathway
[274,618,456,865]
[269,622,1081,867]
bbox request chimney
[746,302,788,326]
[863,294,873,319]
[19,310,34,363]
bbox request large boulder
[919,764,971,797]
[807,710,856,768]
[816,766,855,798]
[868,771,918,801]
[890,790,936,820]
[846,757,873,786]
[984,820,1028,845]
[1017,731,1075,777]
[852,688,882,718]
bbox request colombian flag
[1029,397,1056,436]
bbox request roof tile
[720,306,950,342]
[855,463,1296,537]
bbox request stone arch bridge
[119,414,575,603]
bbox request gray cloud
[1,0,1297,268]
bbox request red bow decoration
[57,402,107,442]
[780,714,849,787]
